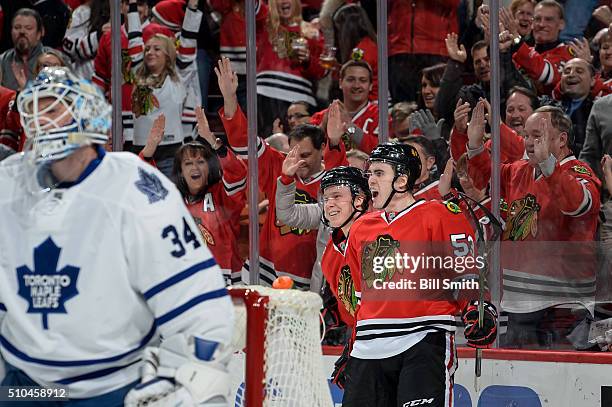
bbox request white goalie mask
[17,66,111,163]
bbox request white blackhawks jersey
[0,150,233,398]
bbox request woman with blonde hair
[127,0,202,177]
[254,0,325,137]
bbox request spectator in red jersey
[467,102,601,349]
[255,0,325,138]
[172,107,247,285]
[387,0,460,104]
[310,60,380,154]
[0,84,16,160]
[330,3,378,100]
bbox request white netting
[230,286,333,407]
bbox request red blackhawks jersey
[468,152,601,312]
[512,41,574,95]
[310,101,380,154]
[185,149,247,285]
[221,106,348,289]
[321,230,357,326]
[345,200,477,359]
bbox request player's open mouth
[329,210,340,217]
[372,191,379,198]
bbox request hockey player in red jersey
[310,60,381,154]
[467,101,600,348]
[342,143,498,407]
[215,57,347,289]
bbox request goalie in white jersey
[0,67,234,406]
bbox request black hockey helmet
[321,166,371,202]
[320,166,371,229]
[367,143,421,191]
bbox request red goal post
[229,286,333,407]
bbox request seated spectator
[467,102,601,349]
[216,56,347,289]
[12,49,69,91]
[311,60,379,153]
[400,136,440,200]
[0,8,51,91]
[594,28,612,95]
[127,0,201,177]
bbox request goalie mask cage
[229,286,333,407]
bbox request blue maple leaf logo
[16,238,80,330]
[135,167,168,204]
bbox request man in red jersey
[311,60,380,154]
[342,143,497,407]
[467,101,601,348]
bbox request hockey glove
[331,338,351,389]
[462,300,498,348]
[124,334,231,407]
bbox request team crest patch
[445,201,462,214]
[338,265,357,316]
[572,165,590,176]
[135,167,168,204]
[16,238,80,330]
[503,194,540,241]
[361,234,402,288]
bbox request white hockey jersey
[0,150,233,398]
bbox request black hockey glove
[331,339,351,389]
[462,300,498,348]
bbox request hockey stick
[453,192,502,388]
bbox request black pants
[342,332,456,407]
[389,54,447,104]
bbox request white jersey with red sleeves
[185,148,247,285]
[221,106,348,289]
[345,199,477,359]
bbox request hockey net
[229,286,333,407]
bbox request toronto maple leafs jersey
[0,150,233,398]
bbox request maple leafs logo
[16,238,80,330]
[135,167,168,204]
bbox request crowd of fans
[0,0,611,352]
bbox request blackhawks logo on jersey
[276,189,317,236]
[193,216,215,246]
[503,193,540,241]
[338,265,357,316]
[361,234,402,288]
